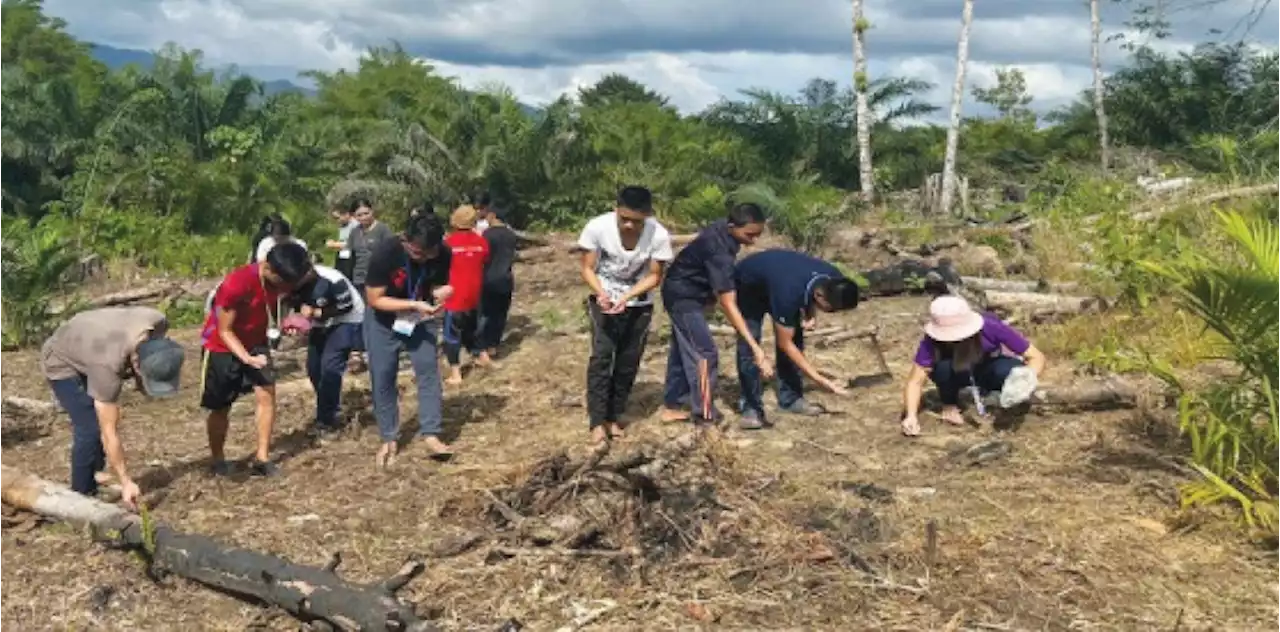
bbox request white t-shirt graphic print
[577,212,675,307]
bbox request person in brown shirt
[41,307,186,508]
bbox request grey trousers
[364,311,444,442]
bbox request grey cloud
[43,0,1279,83]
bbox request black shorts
[199,348,275,410]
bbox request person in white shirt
[291,264,364,434]
[577,186,675,444]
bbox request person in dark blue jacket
[733,249,861,429]
[659,203,773,426]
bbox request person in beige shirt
[41,307,186,508]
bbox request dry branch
[814,325,880,349]
[0,465,436,632]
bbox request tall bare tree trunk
[1090,0,1111,174]
[939,0,974,216]
[852,0,875,204]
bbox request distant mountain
[88,43,543,116]
[90,43,317,96]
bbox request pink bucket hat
[924,295,984,342]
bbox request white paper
[392,312,421,336]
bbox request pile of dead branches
[482,433,759,564]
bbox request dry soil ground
[2,242,1276,631]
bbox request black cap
[136,338,185,397]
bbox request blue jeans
[662,309,721,422]
[931,355,1024,406]
[306,322,361,427]
[365,311,444,442]
[737,310,805,419]
[49,376,104,496]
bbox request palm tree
[939,0,974,216]
[1144,209,1279,537]
[1090,0,1111,174]
[852,0,874,203]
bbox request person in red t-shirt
[200,242,315,477]
[442,205,491,385]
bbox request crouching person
[363,211,455,466]
[733,249,860,429]
[41,307,186,508]
[291,264,364,435]
[201,242,315,476]
[900,296,1046,436]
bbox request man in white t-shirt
[292,264,364,434]
[577,186,675,444]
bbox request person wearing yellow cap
[442,205,492,385]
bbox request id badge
[339,249,352,259]
[392,313,420,336]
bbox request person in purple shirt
[900,295,1046,436]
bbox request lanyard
[803,273,831,309]
[259,272,283,330]
[404,257,427,301]
[970,374,987,417]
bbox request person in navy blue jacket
[733,249,861,429]
[659,203,773,427]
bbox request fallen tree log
[0,465,436,631]
[3,396,57,416]
[982,291,1105,318]
[923,377,1143,412]
[1022,377,1143,410]
[814,324,880,348]
[960,276,1079,294]
[514,246,557,262]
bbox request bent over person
[900,295,1045,436]
[364,211,455,466]
[292,264,364,435]
[41,307,185,508]
[201,242,315,477]
[734,249,860,429]
[578,186,674,444]
[659,202,774,427]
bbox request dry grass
[2,247,1276,631]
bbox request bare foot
[659,407,690,423]
[590,426,608,445]
[445,371,463,386]
[375,441,398,468]
[607,422,626,439]
[940,407,966,426]
[421,435,454,459]
[474,352,493,368]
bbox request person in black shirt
[478,202,518,358]
[363,212,454,466]
[659,203,774,427]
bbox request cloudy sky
[45,0,1280,116]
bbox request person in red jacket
[200,242,315,476]
[442,205,491,386]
